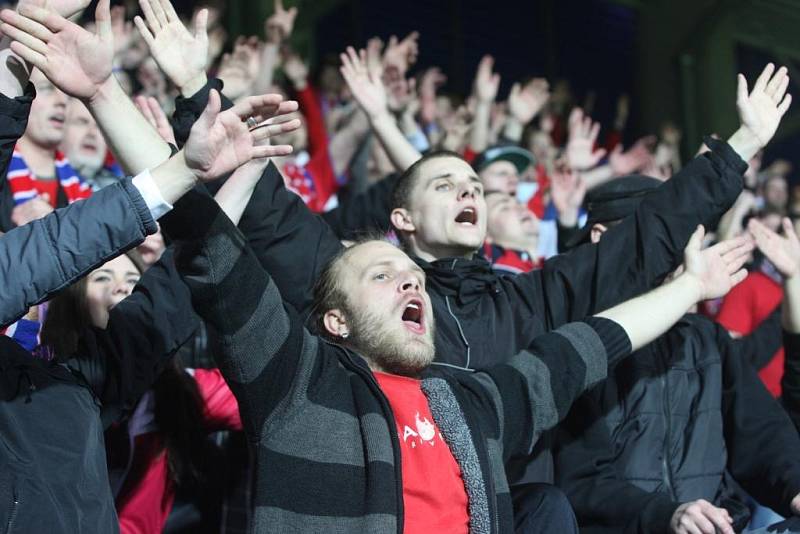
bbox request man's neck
[17,136,57,178]
[407,241,476,263]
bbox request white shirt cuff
[132,169,173,220]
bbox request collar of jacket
[414,256,501,305]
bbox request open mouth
[455,207,477,225]
[401,299,426,334]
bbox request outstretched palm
[340,46,387,120]
[1,1,113,100]
[737,63,792,147]
[749,217,800,279]
[184,91,300,181]
[683,226,752,301]
[134,0,208,89]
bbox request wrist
[557,208,579,228]
[503,118,524,143]
[86,75,121,108]
[369,108,395,127]
[676,271,705,304]
[180,73,209,99]
[727,127,763,163]
[150,149,198,205]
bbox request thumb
[686,224,705,254]
[200,89,221,126]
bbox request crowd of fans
[1,0,800,533]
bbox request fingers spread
[0,9,53,43]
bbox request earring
[340,331,349,339]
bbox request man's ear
[323,308,349,339]
[391,207,416,233]
[590,223,608,244]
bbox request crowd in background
[1,0,800,533]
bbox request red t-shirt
[716,271,783,397]
[374,372,469,534]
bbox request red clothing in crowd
[374,372,469,534]
[282,85,340,213]
[116,369,242,534]
[716,271,783,397]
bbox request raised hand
[566,107,607,171]
[0,0,113,101]
[265,0,297,45]
[683,226,752,301]
[472,55,500,104]
[340,45,388,120]
[609,135,656,176]
[134,0,208,95]
[508,78,549,124]
[736,63,792,148]
[135,95,176,145]
[382,31,419,78]
[17,0,90,19]
[749,217,800,279]
[550,161,586,227]
[183,90,300,181]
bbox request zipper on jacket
[444,293,471,369]
[660,370,677,501]
[5,491,19,534]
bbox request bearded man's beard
[343,302,435,377]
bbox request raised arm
[474,227,749,459]
[517,63,791,331]
[152,74,345,317]
[749,217,800,431]
[468,55,499,154]
[160,188,321,439]
[0,0,172,174]
[133,0,209,99]
[340,46,421,172]
[595,226,750,351]
[0,76,297,327]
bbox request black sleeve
[321,172,398,240]
[733,307,782,370]
[719,324,800,517]
[781,330,800,432]
[556,220,581,254]
[237,162,344,318]
[171,78,235,148]
[555,390,679,534]
[0,84,34,231]
[508,136,746,331]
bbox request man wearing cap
[553,176,800,534]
